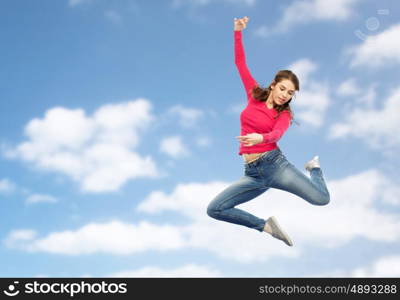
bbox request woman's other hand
[236,133,263,146]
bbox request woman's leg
[271,162,330,206]
[207,175,268,232]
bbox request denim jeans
[207,148,330,232]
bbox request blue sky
[1,0,400,277]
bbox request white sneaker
[266,216,293,247]
[304,155,320,171]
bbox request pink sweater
[234,30,291,155]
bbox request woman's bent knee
[206,202,220,219]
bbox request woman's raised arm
[234,16,257,100]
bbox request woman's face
[270,79,296,106]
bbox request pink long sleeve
[234,30,256,101]
[261,112,291,144]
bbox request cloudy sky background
[1,0,400,277]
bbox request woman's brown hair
[251,70,299,122]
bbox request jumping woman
[207,16,330,247]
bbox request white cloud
[337,78,362,96]
[3,99,159,193]
[4,230,37,248]
[6,169,399,267]
[195,136,211,147]
[26,194,58,205]
[291,84,331,127]
[358,84,377,107]
[313,255,400,277]
[337,78,377,108]
[109,264,221,277]
[255,0,362,36]
[4,221,186,255]
[329,87,400,151]
[167,105,204,128]
[138,169,400,262]
[137,182,224,218]
[348,24,400,68]
[351,255,400,277]
[288,59,318,87]
[0,178,16,194]
[287,59,331,127]
[137,181,299,263]
[160,136,189,158]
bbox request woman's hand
[234,16,249,31]
[236,133,263,146]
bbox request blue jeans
[207,148,330,232]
